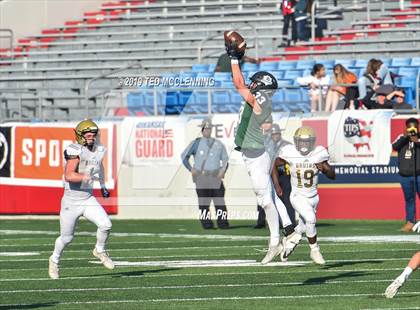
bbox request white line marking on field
[0,267,404,281]
[1,279,419,294]
[1,230,419,243]
[0,292,419,305]
[95,259,308,268]
[361,308,420,310]
[0,252,40,256]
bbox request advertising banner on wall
[0,126,11,178]
[328,110,394,165]
[121,116,188,166]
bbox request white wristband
[231,59,239,64]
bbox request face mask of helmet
[294,137,315,155]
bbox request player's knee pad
[98,220,112,232]
[306,221,317,238]
[60,234,74,245]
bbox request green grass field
[0,219,419,309]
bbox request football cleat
[280,232,302,262]
[261,242,283,265]
[385,278,404,298]
[310,246,326,265]
[93,248,115,270]
[48,256,59,279]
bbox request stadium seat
[354,59,368,68]
[284,89,302,102]
[127,93,144,108]
[278,61,296,70]
[381,59,392,67]
[221,81,234,88]
[296,60,315,70]
[284,70,302,80]
[192,91,209,105]
[334,59,355,68]
[258,61,278,71]
[318,60,335,69]
[208,63,216,72]
[277,79,293,87]
[410,57,420,67]
[214,72,232,82]
[192,64,209,72]
[212,91,230,104]
[196,72,214,78]
[242,63,258,72]
[391,58,411,67]
[179,72,197,79]
[230,90,242,103]
[271,71,284,81]
[271,89,284,103]
[398,67,419,77]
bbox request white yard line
[0,292,419,306]
[1,230,419,243]
[0,252,40,256]
[1,279,420,294]
[0,267,404,281]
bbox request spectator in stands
[294,0,309,42]
[358,59,393,101]
[279,0,297,47]
[393,90,413,110]
[297,63,331,112]
[181,119,230,229]
[215,52,260,73]
[325,64,358,112]
[361,85,411,110]
[392,118,420,232]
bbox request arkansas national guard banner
[327,110,394,165]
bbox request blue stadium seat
[284,89,302,102]
[192,64,209,72]
[221,81,234,88]
[178,91,193,105]
[179,72,197,79]
[214,72,232,82]
[277,79,293,87]
[271,71,284,81]
[278,61,296,70]
[272,89,284,103]
[208,63,216,72]
[284,70,302,80]
[258,61,278,71]
[196,72,214,78]
[242,63,258,72]
[127,93,144,108]
[230,91,243,103]
[302,69,312,77]
[318,60,335,69]
[391,58,411,67]
[300,88,310,102]
[334,59,355,68]
[164,91,179,106]
[410,57,420,67]
[380,59,392,67]
[296,60,315,70]
[212,91,230,104]
[246,71,257,80]
[354,59,368,68]
[398,67,419,77]
[192,91,209,105]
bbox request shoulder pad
[64,143,82,160]
[313,146,329,163]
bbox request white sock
[52,237,66,264]
[398,267,413,282]
[95,228,110,253]
[264,203,280,246]
[309,242,319,250]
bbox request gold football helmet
[294,126,316,155]
[74,119,99,145]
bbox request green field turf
[0,219,419,309]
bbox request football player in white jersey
[385,221,420,298]
[271,126,335,265]
[49,119,114,279]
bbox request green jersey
[234,90,272,151]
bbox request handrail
[197,24,258,63]
[0,29,13,56]
[84,62,142,118]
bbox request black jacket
[392,134,420,176]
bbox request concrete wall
[0,0,106,48]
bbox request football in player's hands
[224,30,246,60]
[101,188,110,198]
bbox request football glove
[412,221,420,233]
[225,44,245,60]
[101,188,110,198]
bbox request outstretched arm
[271,157,286,197]
[315,161,336,180]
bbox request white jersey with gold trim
[278,144,329,198]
